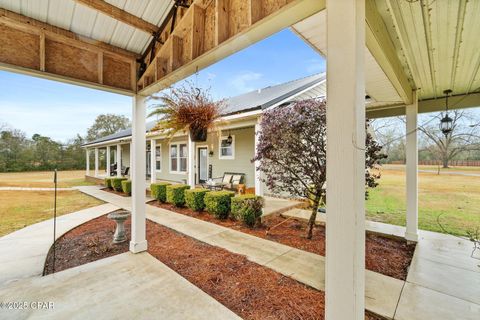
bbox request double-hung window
[219,136,235,159]
[170,143,187,173]
[155,145,161,171]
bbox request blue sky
[0,29,324,143]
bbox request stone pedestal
[107,210,131,244]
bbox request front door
[198,147,208,183]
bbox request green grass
[0,190,104,237]
[366,168,480,236]
[0,170,95,188]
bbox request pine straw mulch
[149,201,416,280]
[43,214,385,320]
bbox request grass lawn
[385,164,480,173]
[367,167,480,236]
[0,170,95,188]
[0,190,104,237]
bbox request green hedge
[185,188,209,212]
[150,182,171,202]
[204,191,235,219]
[231,195,264,227]
[121,180,132,196]
[111,177,127,192]
[166,184,190,207]
[105,178,113,189]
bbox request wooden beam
[74,0,158,35]
[365,0,413,104]
[366,92,480,118]
[0,8,138,93]
[139,0,325,95]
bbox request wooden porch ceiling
[0,0,325,96]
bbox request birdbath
[107,210,131,244]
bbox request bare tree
[418,110,480,168]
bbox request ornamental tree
[253,99,386,239]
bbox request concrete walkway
[77,186,480,319]
[0,203,118,286]
[0,252,240,320]
[76,186,401,319]
[0,187,74,191]
[283,208,480,320]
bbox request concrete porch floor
[0,252,240,320]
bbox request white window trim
[219,135,235,160]
[155,144,162,173]
[169,141,188,174]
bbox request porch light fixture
[439,89,453,136]
[226,132,233,145]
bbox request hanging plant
[148,82,224,142]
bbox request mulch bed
[100,187,129,197]
[44,211,130,274]
[44,214,385,320]
[149,201,416,280]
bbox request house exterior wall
[121,143,130,167]
[150,126,256,187]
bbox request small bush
[204,191,235,219]
[111,177,127,192]
[185,188,209,212]
[151,182,171,202]
[231,195,264,227]
[121,180,132,195]
[105,178,113,189]
[166,184,190,207]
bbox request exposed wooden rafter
[0,8,139,94]
[138,0,326,95]
[73,0,158,35]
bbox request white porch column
[150,139,157,184]
[94,148,99,177]
[254,119,264,196]
[130,95,147,254]
[117,144,122,177]
[106,146,111,177]
[187,133,196,188]
[85,149,90,176]
[405,90,419,241]
[325,0,365,319]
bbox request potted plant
[148,83,224,142]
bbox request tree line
[0,114,129,172]
[372,110,480,168]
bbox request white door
[198,147,208,183]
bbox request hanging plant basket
[190,127,208,142]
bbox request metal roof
[0,0,174,54]
[84,72,327,146]
[293,0,480,112]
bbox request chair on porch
[205,172,245,192]
[121,167,130,176]
[110,163,117,176]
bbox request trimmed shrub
[231,195,264,227]
[185,188,209,212]
[121,180,132,196]
[166,184,190,207]
[105,178,113,189]
[150,182,171,203]
[111,177,127,192]
[204,191,235,219]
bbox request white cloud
[229,71,263,94]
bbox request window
[219,135,235,159]
[170,142,187,173]
[155,145,161,171]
